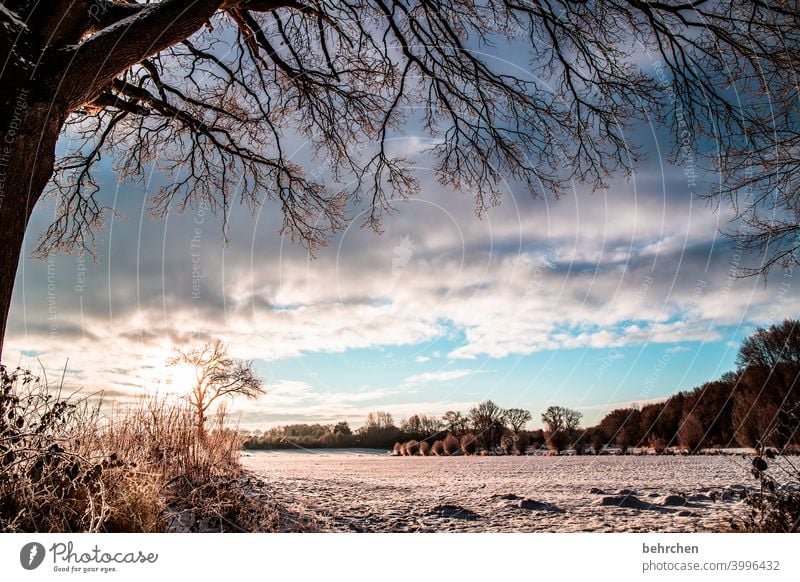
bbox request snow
[242,451,759,532]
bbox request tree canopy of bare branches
[737,319,800,371]
[469,399,506,450]
[504,407,531,434]
[0,0,798,354]
[541,405,581,434]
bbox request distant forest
[243,319,800,454]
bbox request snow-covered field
[242,450,756,532]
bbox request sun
[164,363,198,393]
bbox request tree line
[586,319,800,454]
[543,319,799,455]
[242,403,547,452]
[243,319,800,455]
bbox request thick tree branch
[86,1,150,32]
[57,0,228,108]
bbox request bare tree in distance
[541,405,581,453]
[168,338,264,433]
[505,408,532,435]
[541,406,566,434]
[0,1,797,355]
[401,414,423,439]
[469,400,506,451]
[419,414,443,436]
[364,411,395,430]
[737,319,800,371]
[442,410,469,437]
[564,408,583,436]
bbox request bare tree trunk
[0,91,64,358]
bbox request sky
[5,27,799,431]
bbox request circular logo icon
[20,542,46,570]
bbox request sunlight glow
[165,363,198,394]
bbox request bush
[443,434,460,455]
[392,442,403,456]
[572,437,585,455]
[585,427,606,455]
[737,409,800,532]
[528,429,546,449]
[544,429,569,454]
[460,434,477,455]
[0,364,312,533]
[419,441,431,456]
[404,440,420,456]
[678,413,705,453]
[649,435,668,454]
[0,366,129,532]
[513,433,529,455]
[500,435,513,455]
[431,440,445,455]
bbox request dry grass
[419,441,431,456]
[392,442,404,456]
[0,365,315,533]
[431,440,445,456]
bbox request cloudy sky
[5,39,798,431]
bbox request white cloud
[7,160,794,407]
[403,368,475,385]
[665,345,690,353]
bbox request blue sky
[5,30,798,431]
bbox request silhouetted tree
[365,411,395,430]
[469,400,506,451]
[419,414,443,437]
[599,408,642,453]
[333,421,352,436]
[401,414,424,440]
[168,339,264,433]
[732,321,800,448]
[738,320,800,371]
[540,405,582,452]
[360,411,400,449]
[442,411,469,437]
[564,408,583,437]
[733,364,800,449]
[505,408,532,435]
[540,406,567,433]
